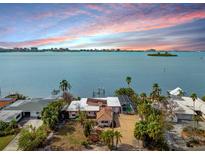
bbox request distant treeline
[147,52,178,57]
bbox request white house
[67,97,121,127]
[168,88,205,122]
[0,110,23,122]
[4,98,56,118]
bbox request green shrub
[0,120,19,137]
[202,95,205,102]
[18,125,49,151]
[81,141,89,147]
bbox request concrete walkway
[3,134,20,151]
[3,119,43,151]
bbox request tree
[193,115,201,129]
[41,100,65,129]
[137,100,152,120]
[100,130,115,150]
[178,90,184,97]
[115,87,136,97]
[83,120,94,137]
[126,76,132,87]
[59,79,71,92]
[190,93,197,112]
[150,83,161,102]
[202,95,205,102]
[77,111,87,126]
[114,131,122,148]
[140,92,147,102]
[41,108,59,129]
[134,121,148,146]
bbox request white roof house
[169,87,183,96]
[67,97,121,112]
[170,96,205,116]
[95,97,121,107]
[67,100,100,112]
[0,110,23,122]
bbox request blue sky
[0,3,205,50]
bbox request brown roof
[0,101,11,108]
[0,98,16,108]
[87,98,107,107]
[96,107,112,121]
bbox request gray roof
[0,110,22,122]
[4,98,55,112]
[118,95,132,105]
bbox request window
[102,121,108,123]
[16,114,21,119]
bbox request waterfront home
[3,98,56,119]
[0,98,17,109]
[168,87,205,122]
[168,97,196,122]
[66,97,121,127]
[0,110,22,122]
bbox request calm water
[0,52,205,98]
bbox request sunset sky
[0,3,205,51]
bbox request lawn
[50,121,87,150]
[0,135,15,151]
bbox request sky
[0,3,205,51]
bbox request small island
[147,52,178,57]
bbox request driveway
[3,119,43,151]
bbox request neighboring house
[66,97,121,127]
[0,98,17,109]
[168,87,183,96]
[0,110,23,122]
[168,97,196,122]
[168,88,205,122]
[4,98,55,118]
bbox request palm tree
[59,79,71,92]
[190,93,197,111]
[151,83,161,101]
[134,121,147,147]
[178,90,184,97]
[100,130,115,150]
[190,93,198,137]
[126,76,132,87]
[193,115,201,129]
[140,93,147,102]
[114,131,122,148]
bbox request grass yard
[50,121,87,150]
[0,135,15,151]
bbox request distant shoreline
[0,50,204,53]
